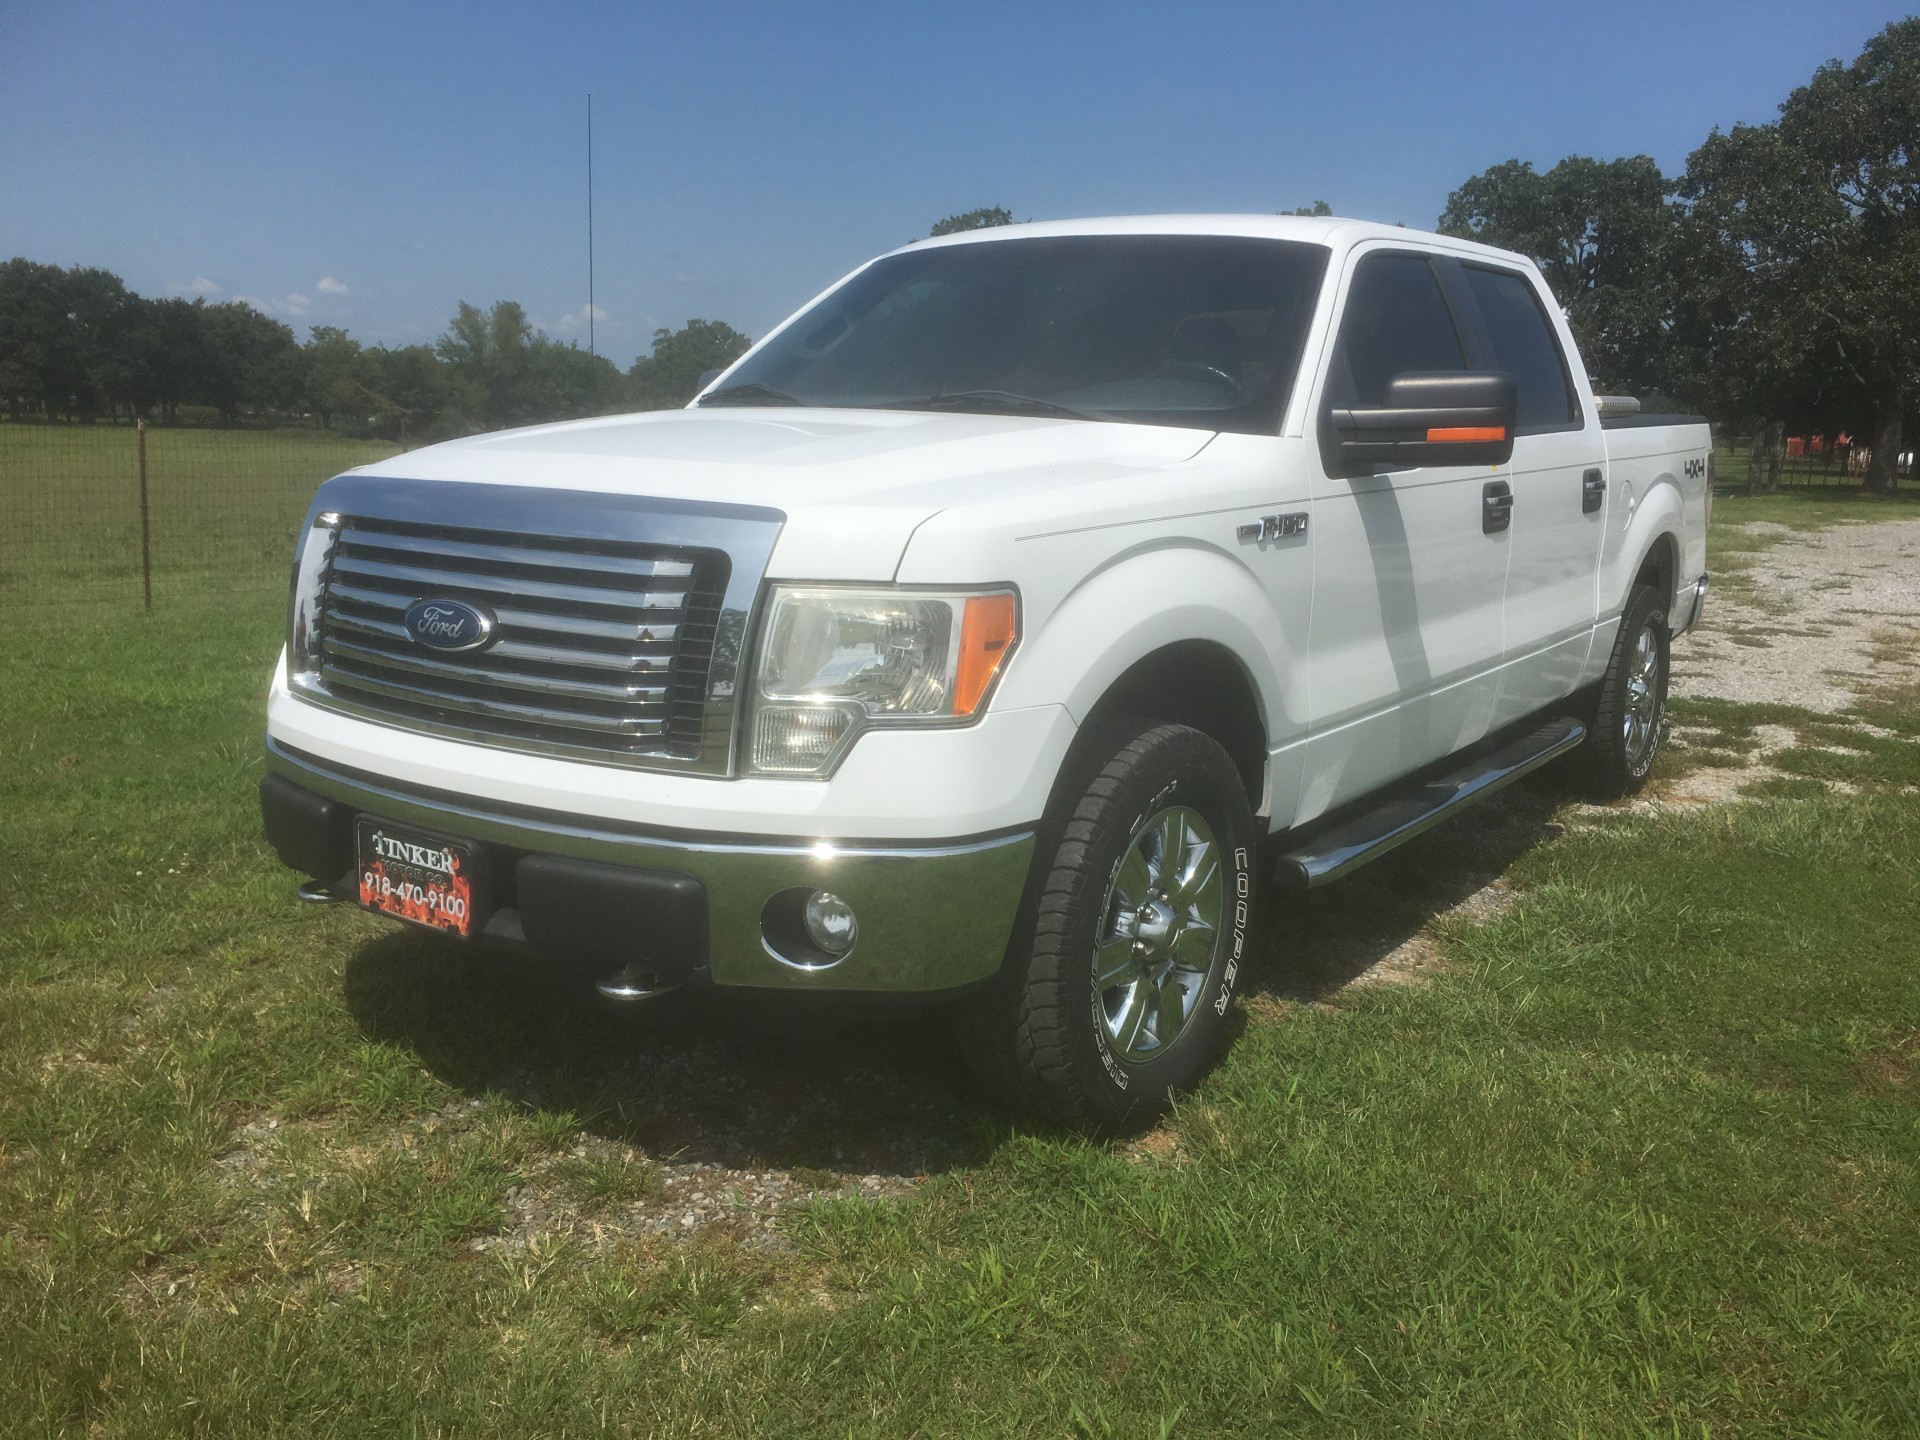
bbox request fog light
[803,890,859,955]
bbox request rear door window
[1460,265,1581,432]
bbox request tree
[1678,19,1920,492]
[0,252,756,435]
[1439,155,1675,392]
[197,302,302,420]
[1284,200,1333,216]
[303,325,380,429]
[368,343,458,439]
[522,337,626,422]
[628,319,752,410]
[0,258,70,415]
[143,298,212,420]
[435,299,536,428]
[0,260,142,417]
[930,206,1014,237]
[431,301,627,430]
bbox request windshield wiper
[698,381,806,407]
[879,389,1100,421]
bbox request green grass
[0,422,399,610]
[4,491,1920,1435]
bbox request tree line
[0,261,752,439]
[4,19,1912,481]
[1439,17,1918,492]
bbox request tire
[1575,584,1670,798]
[955,721,1256,1133]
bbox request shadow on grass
[340,774,1573,1158]
[1252,777,1567,1002]
[342,931,1003,1177]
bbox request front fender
[994,541,1303,748]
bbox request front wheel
[956,721,1256,1132]
[1575,584,1670,798]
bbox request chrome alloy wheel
[1622,619,1664,771]
[1094,805,1224,1062]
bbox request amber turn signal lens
[1426,425,1507,443]
[953,593,1018,715]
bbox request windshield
[709,234,1330,434]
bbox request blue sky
[1,1,1904,364]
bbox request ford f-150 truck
[260,215,1711,1130]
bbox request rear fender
[1606,478,1686,621]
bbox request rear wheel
[956,721,1256,1132]
[1576,584,1670,798]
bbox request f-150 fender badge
[1237,512,1308,543]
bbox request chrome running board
[1275,716,1586,888]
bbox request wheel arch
[1631,528,1679,617]
[1081,640,1268,805]
[994,545,1296,813]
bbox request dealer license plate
[354,819,478,938]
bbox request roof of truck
[899,213,1533,270]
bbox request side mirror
[695,367,724,392]
[1328,371,1517,473]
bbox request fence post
[137,418,153,610]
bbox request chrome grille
[311,516,728,764]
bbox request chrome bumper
[1683,572,1710,633]
[265,739,1034,993]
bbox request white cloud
[231,292,312,318]
[316,275,349,296]
[553,303,609,333]
[175,276,221,297]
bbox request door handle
[1482,479,1513,535]
[1582,468,1606,514]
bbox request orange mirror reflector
[954,593,1018,715]
[1427,426,1507,443]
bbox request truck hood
[348,406,1215,580]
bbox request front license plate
[355,819,478,938]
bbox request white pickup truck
[261,215,1711,1130]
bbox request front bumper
[262,739,1034,993]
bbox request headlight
[749,586,1018,775]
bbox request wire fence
[3,419,1908,615]
[1714,435,1914,492]
[1,419,403,611]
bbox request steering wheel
[1160,361,1246,398]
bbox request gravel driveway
[1673,516,1920,711]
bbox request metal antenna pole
[587,93,595,356]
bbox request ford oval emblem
[403,597,496,652]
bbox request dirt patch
[1341,877,1514,990]
[210,1083,928,1257]
[1860,1029,1920,1097]
[479,1137,916,1256]
[1674,519,1920,712]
